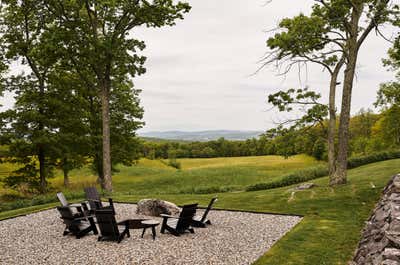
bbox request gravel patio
[0,203,301,265]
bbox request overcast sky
[131,0,398,133]
[1,0,397,133]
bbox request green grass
[0,154,324,198]
[99,154,324,194]
[0,156,399,264]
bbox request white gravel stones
[0,203,302,265]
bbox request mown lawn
[0,158,399,264]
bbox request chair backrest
[57,206,77,230]
[56,192,69,207]
[176,203,197,232]
[84,187,103,209]
[200,197,218,223]
[94,208,120,239]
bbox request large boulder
[136,199,180,217]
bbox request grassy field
[0,154,324,199]
[0,156,399,264]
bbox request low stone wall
[351,174,400,265]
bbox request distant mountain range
[139,130,264,142]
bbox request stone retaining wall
[351,174,400,265]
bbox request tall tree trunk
[63,168,69,187]
[100,78,112,191]
[331,6,362,186]
[328,58,345,179]
[62,158,69,187]
[38,77,47,193]
[38,146,46,193]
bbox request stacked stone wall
[352,174,400,265]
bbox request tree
[264,0,398,185]
[0,0,60,193]
[45,0,191,191]
[374,80,400,148]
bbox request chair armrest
[74,215,93,221]
[87,199,101,203]
[160,214,179,219]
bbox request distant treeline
[140,108,400,161]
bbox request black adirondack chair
[192,197,218,228]
[160,203,198,236]
[84,187,114,213]
[57,205,98,239]
[94,208,130,243]
[56,192,85,217]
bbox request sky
[1,0,398,132]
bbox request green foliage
[0,190,84,213]
[347,150,400,169]
[167,158,181,170]
[246,166,328,192]
[247,150,400,192]
[267,88,328,128]
[312,138,326,161]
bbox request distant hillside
[139,130,263,142]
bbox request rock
[136,199,180,217]
[294,183,315,190]
[383,248,400,261]
[382,259,400,265]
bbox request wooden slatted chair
[94,208,130,243]
[191,197,218,228]
[57,205,98,239]
[56,192,85,217]
[160,203,197,236]
[84,187,114,214]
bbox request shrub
[0,190,85,213]
[347,150,400,169]
[246,150,400,192]
[246,166,328,192]
[177,185,237,194]
[168,158,181,169]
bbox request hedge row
[347,150,400,169]
[246,150,400,192]
[246,166,328,191]
[0,191,85,213]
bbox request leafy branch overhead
[268,88,328,129]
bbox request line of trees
[0,0,190,194]
[140,104,400,161]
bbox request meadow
[0,154,324,200]
[1,155,399,264]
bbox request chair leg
[141,228,146,238]
[88,217,98,235]
[160,217,168,234]
[189,228,195,234]
[151,226,156,240]
[166,226,180,237]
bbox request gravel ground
[0,203,301,265]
